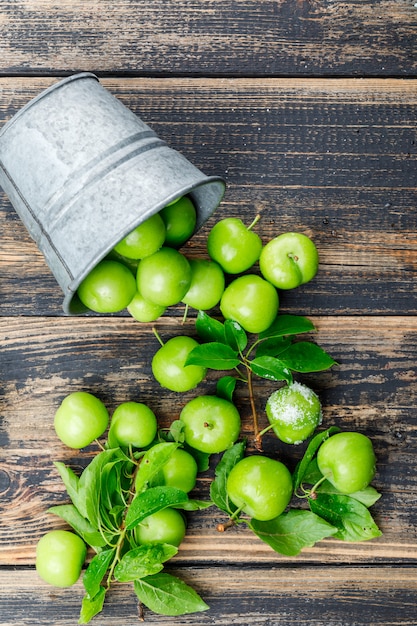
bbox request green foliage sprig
[50,441,211,623]
[186,311,337,448]
[211,432,382,555]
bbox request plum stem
[152,326,164,346]
[247,365,263,451]
[247,213,261,231]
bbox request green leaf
[317,482,382,508]
[173,499,214,511]
[298,457,323,486]
[125,486,189,530]
[134,573,209,616]
[195,310,226,343]
[258,314,316,340]
[78,587,106,624]
[279,342,337,373]
[185,342,240,370]
[78,448,126,528]
[134,442,179,494]
[293,427,341,491]
[53,462,83,515]
[250,509,338,556]
[210,441,246,515]
[100,459,129,522]
[249,356,293,384]
[48,504,108,548]
[114,544,178,582]
[224,319,248,352]
[216,375,237,403]
[255,336,292,358]
[309,492,382,541]
[168,420,185,443]
[83,549,115,598]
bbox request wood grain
[0,567,416,625]
[0,1,415,77]
[1,78,416,315]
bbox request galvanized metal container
[0,73,225,313]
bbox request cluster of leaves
[49,441,212,623]
[186,311,337,446]
[48,312,382,621]
[211,429,382,556]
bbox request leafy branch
[211,434,382,556]
[186,311,337,449]
[49,441,211,623]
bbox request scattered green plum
[266,382,322,444]
[259,232,319,289]
[54,391,109,449]
[226,455,293,521]
[317,431,377,494]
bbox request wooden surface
[1,1,417,625]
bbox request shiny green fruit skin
[317,432,377,494]
[135,507,186,547]
[136,247,191,307]
[127,291,166,322]
[77,259,137,313]
[152,336,207,392]
[159,196,197,247]
[36,530,87,588]
[266,382,322,444]
[109,401,158,448]
[157,448,198,493]
[259,232,319,290]
[54,391,109,449]
[114,213,166,259]
[226,455,293,521]
[182,258,225,310]
[207,217,262,273]
[220,274,279,334]
[179,395,241,454]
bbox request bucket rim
[0,72,99,139]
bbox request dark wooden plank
[0,567,416,625]
[1,77,416,316]
[1,315,416,564]
[0,1,416,77]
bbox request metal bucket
[0,73,225,314]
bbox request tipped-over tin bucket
[0,73,225,314]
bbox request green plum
[108,401,158,448]
[159,196,197,247]
[259,232,319,289]
[266,382,322,444]
[207,217,262,274]
[156,447,198,493]
[226,455,293,521]
[220,274,279,334]
[77,259,137,313]
[317,431,377,494]
[179,395,241,454]
[36,530,87,588]
[127,291,166,322]
[136,247,191,307]
[152,335,207,392]
[114,213,166,259]
[54,391,109,449]
[182,258,225,310]
[134,507,186,547]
